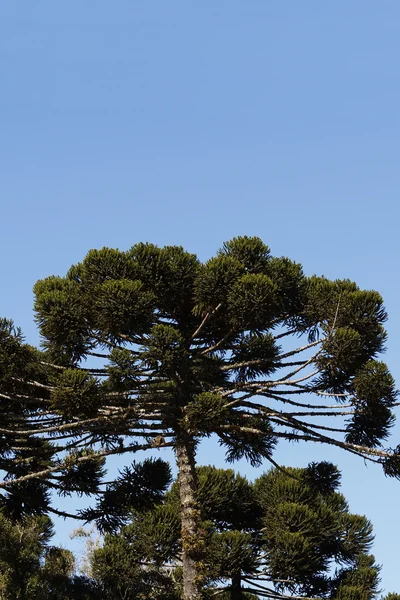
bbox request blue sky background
[1,1,400,591]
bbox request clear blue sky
[1,1,400,592]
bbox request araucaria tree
[91,462,383,600]
[0,512,96,599]
[0,236,399,600]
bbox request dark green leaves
[266,257,306,321]
[91,526,180,600]
[80,247,135,284]
[254,465,375,596]
[143,324,187,377]
[91,462,381,599]
[381,444,400,479]
[338,514,374,563]
[195,466,258,530]
[305,278,387,350]
[219,236,271,273]
[133,503,182,563]
[57,450,106,496]
[93,279,155,340]
[227,273,279,330]
[128,243,200,321]
[304,461,342,495]
[230,332,280,381]
[353,361,397,407]
[0,514,54,598]
[34,277,91,362]
[0,319,44,395]
[219,414,276,467]
[208,530,259,578]
[106,348,140,391]
[194,255,245,315]
[50,369,102,418]
[184,393,228,435]
[346,361,398,448]
[346,404,395,447]
[333,553,380,600]
[82,458,172,533]
[154,245,200,320]
[7,235,398,573]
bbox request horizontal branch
[201,328,235,355]
[278,339,322,360]
[242,579,322,600]
[0,440,174,489]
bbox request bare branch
[0,441,174,489]
[191,303,222,340]
[201,328,235,355]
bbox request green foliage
[33,277,91,362]
[184,393,228,434]
[57,449,106,496]
[143,324,187,376]
[106,348,139,391]
[135,503,182,563]
[0,513,99,599]
[333,554,380,600]
[219,235,271,273]
[154,245,200,322]
[91,463,384,600]
[346,362,398,447]
[194,255,245,315]
[21,236,399,482]
[78,247,135,285]
[2,235,399,599]
[91,530,180,600]
[195,466,258,530]
[303,461,342,494]
[254,463,374,596]
[266,256,306,321]
[0,319,29,385]
[346,403,395,448]
[82,458,172,533]
[0,513,50,598]
[0,437,54,520]
[219,413,276,467]
[208,530,259,577]
[50,369,102,418]
[227,273,279,330]
[381,443,400,479]
[93,278,156,341]
[42,546,75,578]
[230,332,280,381]
[353,361,397,406]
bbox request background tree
[91,532,180,600]
[0,236,399,599]
[0,512,97,600]
[90,462,383,600]
[253,463,380,600]
[0,513,53,599]
[36,545,98,600]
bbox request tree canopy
[90,462,382,600]
[0,236,399,599]
[0,512,96,599]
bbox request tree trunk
[231,574,242,600]
[176,435,203,600]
